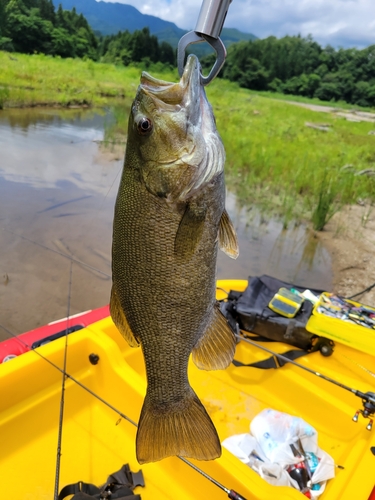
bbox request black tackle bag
[221,275,333,356]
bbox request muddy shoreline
[317,204,375,304]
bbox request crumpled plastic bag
[222,409,335,499]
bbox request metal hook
[177,31,227,86]
[177,0,232,85]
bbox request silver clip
[177,32,226,86]
[177,0,232,85]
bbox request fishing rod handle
[228,489,248,500]
[195,0,232,39]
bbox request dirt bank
[280,100,375,124]
[317,204,375,304]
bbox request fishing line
[54,260,73,500]
[0,227,111,278]
[0,323,247,499]
[334,351,375,379]
[236,333,375,406]
[0,322,138,426]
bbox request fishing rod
[236,332,375,430]
[54,260,73,500]
[0,323,248,500]
[179,457,247,500]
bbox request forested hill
[53,0,257,55]
[0,0,176,64]
[204,35,375,107]
[0,0,98,58]
[54,0,182,37]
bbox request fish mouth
[139,55,203,126]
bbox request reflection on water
[0,108,122,337]
[0,108,332,338]
[217,194,332,289]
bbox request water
[0,108,332,338]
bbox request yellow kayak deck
[1,280,375,499]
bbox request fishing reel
[352,392,375,430]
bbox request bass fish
[110,54,239,464]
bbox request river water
[0,108,332,338]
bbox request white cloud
[103,0,375,48]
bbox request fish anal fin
[136,390,221,464]
[192,304,236,370]
[110,286,140,347]
[219,209,239,259]
[174,203,206,259]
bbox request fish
[110,54,239,465]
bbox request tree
[2,0,97,58]
[222,33,375,105]
[159,41,174,65]
[5,5,53,54]
[314,82,341,102]
[98,28,174,68]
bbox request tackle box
[268,288,304,318]
[306,292,375,355]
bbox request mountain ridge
[54,0,257,51]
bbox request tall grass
[205,81,375,227]
[0,85,9,109]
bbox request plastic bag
[222,409,335,499]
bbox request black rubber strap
[232,348,309,369]
[58,481,100,500]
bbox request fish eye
[137,117,153,135]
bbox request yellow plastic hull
[1,280,374,499]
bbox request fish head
[127,54,225,202]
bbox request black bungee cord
[347,281,375,300]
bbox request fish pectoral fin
[192,303,236,370]
[174,202,206,259]
[218,209,239,259]
[136,390,221,464]
[109,286,140,347]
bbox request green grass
[2,50,375,229]
[0,51,178,107]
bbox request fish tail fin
[136,390,221,464]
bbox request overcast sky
[105,0,375,48]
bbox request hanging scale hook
[177,0,232,85]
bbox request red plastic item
[368,486,375,500]
[0,305,110,363]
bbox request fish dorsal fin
[174,202,206,259]
[110,286,140,347]
[219,209,239,259]
[192,303,236,370]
